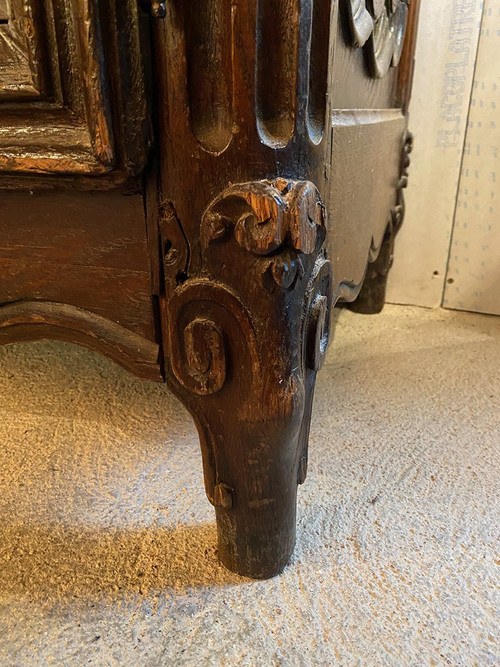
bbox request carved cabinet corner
[0,0,420,578]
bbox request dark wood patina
[0,0,419,578]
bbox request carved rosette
[344,0,409,77]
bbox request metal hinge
[158,201,190,291]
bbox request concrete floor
[0,305,498,666]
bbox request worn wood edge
[0,171,143,192]
[330,107,405,127]
[397,0,421,114]
[0,152,113,176]
[335,219,396,304]
[0,300,163,381]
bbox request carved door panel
[0,0,47,100]
[0,0,152,184]
[0,1,160,372]
[326,0,417,302]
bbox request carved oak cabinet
[0,0,418,578]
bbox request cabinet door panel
[0,0,152,185]
[0,0,50,100]
[327,0,419,301]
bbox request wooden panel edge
[0,300,163,381]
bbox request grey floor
[0,305,498,666]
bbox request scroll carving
[344,0,409,78]
[161,179,333,556]
[201,179,325,256]
[167,179,330,397]
[166,280,260,397]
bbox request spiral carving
[183,318,226,395]
[168,280,259,396]
[345,0,375,47]
[201,179,325,257]
[305,256,333,372]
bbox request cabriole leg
[160,179,332,578]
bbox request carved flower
[345,0,409,78]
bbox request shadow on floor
[0,521,247,604]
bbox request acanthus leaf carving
[345,0,375,48]
[264,252,304,292]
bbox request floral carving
[344,0,409,78]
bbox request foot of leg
[161,179,332,578]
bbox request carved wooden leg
[347,227,396,314]
[348,130,413,315]
[159,180,332,578]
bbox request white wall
[386,0,485,309]
[444,0,500,316]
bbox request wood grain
[0,0,152,185]
[0,190,158,343]
[0,300,161,380]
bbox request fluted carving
[163,0,332,155]
[183,0,233,153]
